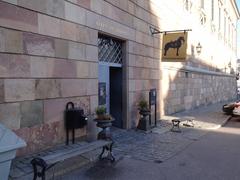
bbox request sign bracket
[150,26,192,35]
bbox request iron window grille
[98,36,123,65]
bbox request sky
[237,0,240,58]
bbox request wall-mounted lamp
[196,42,202,54]
[228,61,232,68]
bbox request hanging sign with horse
[162,32,188,61]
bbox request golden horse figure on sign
[164,36,185,56]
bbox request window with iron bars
[98,35,123,65]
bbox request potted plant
[94,106,114,139]
[138,99,150,115]
[95,106,113,120]
[137,99,150,131]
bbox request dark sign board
[149,88,157,127]
[149,89,157,105]
[98,82,106,105]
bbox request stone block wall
[162,68,237,115]
[0,0,237,155]
[0,0,161,155]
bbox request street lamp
[196,42,202,55]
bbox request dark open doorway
[110,67,122,128]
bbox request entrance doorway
[98,35,123,128]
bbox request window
[224,16,226,42]
[218,7,221,30]
[183,0,192,11]
[201,0,204,9]
[211,0,214,21]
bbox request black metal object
[94,118,115,162]
[65,102,87,145]
[149,26,192,35]
[149,89,157,127]
[31,158,56,180]
[171,119,181,132]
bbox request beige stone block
[86,45,98,61]
[86,79,98,95]
[35,79,61,99]
[18,0,46,13]
[68,42,85,60]
[86,11,135,41]
[129,79,136,92]
[0,28,5,51]
[0,102,20,129]
[0,53,10,77]
[128,1,135,14]
[90,95,98,114]
[20,100,43,128]
[46,0,65,18]
[4,29,23,53]
[0,80,4,103]
[90,0,104,14]
[30,56,55,78]
[4,79,35,102]
[60,20,78,41]
[76,61,89,78]
[61,79,88,97]
[128,54,136,66]
[89,62,98,78]
[65,1,86,25]
[55,39,69,59]
[78,27,98,45]
[38,14,61,38]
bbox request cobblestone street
[10,102,232,180]
[57,106,240,180]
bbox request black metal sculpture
[164,36,185,56]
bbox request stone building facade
[0,0,238,155]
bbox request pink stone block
[77,0,91,9]
[23,32,55,57]
[53,59,77,78]
[38,14,61,38]
[60,20,78,41]
[9,55,30,77]
[0,54,30,78]
[0,1,38,32]
[44,98,66,123]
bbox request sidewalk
[9,102,231,180]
